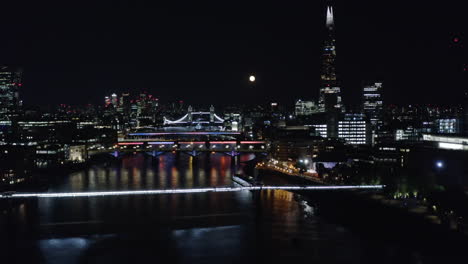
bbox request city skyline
[3,2,468,262]
[1,1,467,107]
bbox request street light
[436,161,444,169]
[249,75,256,82]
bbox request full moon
[249,75,256,82]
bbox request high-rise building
[362,82,383,145]
[338,113,369,145]
[104,96,111,107]
[0,66,22,116]
[111,93,118,108]
[119,93,130,113]
[363,82,383,126]
[318,5,342,112]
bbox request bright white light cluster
[1,185,384,199]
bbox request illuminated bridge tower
[318,4,343,112]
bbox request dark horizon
[1,0,467,107]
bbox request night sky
[1,0,467,108]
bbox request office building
[436,118,460,134]
[363,82,383,126]
[338,113,369,145]
[0,66,22,116]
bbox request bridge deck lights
[0,185,385,199]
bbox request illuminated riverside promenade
[256,162,325,184]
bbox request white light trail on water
[0,185,384,199]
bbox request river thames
[0,153,463,263]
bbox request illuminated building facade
[0,66,22,116]
[318,5,342,112]
[270,126,321,162]
[436,118,460,134]
[423,134,468,151]
[363,82,383,126]
[338,113,369,145]
[363,82,383,145]
[295,100,319,116]
[395,127,421,142]
[309,124,327,138]
[111,93,119,108]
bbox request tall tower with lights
[318,3,342,112]
[0,66,22,117]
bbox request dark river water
[0,153,460,263]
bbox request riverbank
[259,169,468,260]
[0,154,120,192]
[258,165,447,229]
[256,164,325,184]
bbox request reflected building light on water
[186,168,194,188]
[132,167,141,189]
[210,167,217,186]
[159,167,166,189]
[171,167,179,188]
[146,169,154,187]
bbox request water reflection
[0,153,442,263]
[49,153,245,193]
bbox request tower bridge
[91,105,255,156]
[163,105,225,128]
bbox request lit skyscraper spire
[326,6,334,28]
[318,2,343,112]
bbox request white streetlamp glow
[249,75,256,82]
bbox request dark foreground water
[0,153,463,263]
